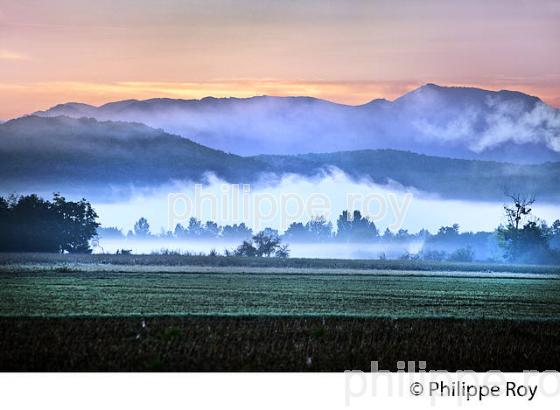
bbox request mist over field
[94,171,560,233]
[89,171,560,258]
[96,238,425,260]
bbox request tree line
[1,193,559,264]
[0,194,99,253]
[102,200,560,264]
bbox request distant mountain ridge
[34,84,560,163]
[1,115,559,201]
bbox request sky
[1,0,559,119]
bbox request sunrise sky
[1,0,559,119]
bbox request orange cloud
[0,79,558,120]
[0,80,419,119]
[0,50,29,61]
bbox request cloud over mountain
[35,84,560,163]
[1,115,559,202]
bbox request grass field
[1,267,560,319]
[1,254,559,371]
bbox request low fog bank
[89,169,560,263]
[5,170,557,262]
[95,238,424,260]
[91,171,560,235]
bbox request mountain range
[1,115,559,202]
[35,84,560,163]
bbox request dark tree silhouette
[234,240,258,257]
[0,193,99,253]
[504,194,535,230]
[336,210,378,241]
[52,193,99,253]
[498,195,554,263]
[233,229,287,258]
[253,230,281,257]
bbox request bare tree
[504,194,535,230]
